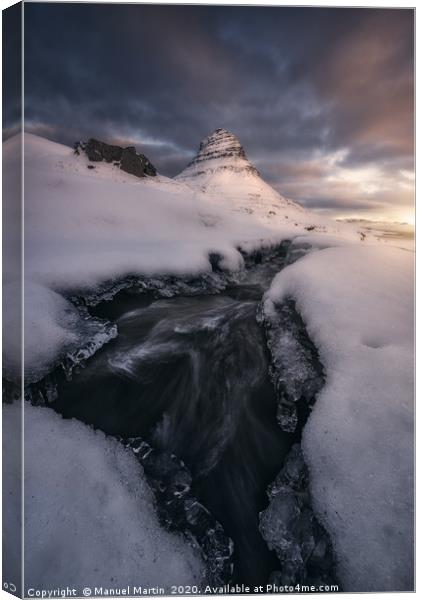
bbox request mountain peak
[175,128,307,222]
[177,128,258,180]
[195,128,246,162]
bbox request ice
[125,438,234,585]
[1,132,359,379]
[3,281,117,385]
[258,299,325,433]
[264,244,414,591]
[2,130,414,592]
[259,445,334,586]
[2,402,205,590]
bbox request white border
[0,2,416,600]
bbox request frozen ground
[264,244,414,590]
[2,130,414,592]
[3,402,204,590]
[3,132,359,381]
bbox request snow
[2,129,414,592]
[2,402,204,591]
[337,218,414,248]
[4,281,117,384]
[21,132,299,295]
[263,244,414,591]
[176,129,323,228]
[22,283,79,377]
[2,132,358,380]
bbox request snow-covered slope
[2,131,414,592]
[3,403,204,590]
[2,132,357,382]
[264,245,414,591]
[176,129,325,228]
[176,127,261,182]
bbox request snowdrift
[2,130,414,592]
[3,132,356,380]
[2,403,204,589]
[264,244,414,590]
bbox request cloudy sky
[7,3,415,222]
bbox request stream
[43,252,334,589]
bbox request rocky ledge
[177,128,259,179]
[191,128,248,164]
[74,138,157,178]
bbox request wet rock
[62,243,295,311]
[23,312,117,404]
[260,445,336,587]
[16,247,335,588]
[257,296,336,585]
[237,240,291,269]
[208,252,224,272]
[68,271,239,309]
[125,437,234,586]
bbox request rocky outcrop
[74,138,156,178]
[175,128,307,222]
[177,128,259,179]
[189,128,249,165]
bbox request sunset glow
[4,4,413,222]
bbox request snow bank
[23,132,315,296]
[1,132,358,380]
[4,281,117,384]
[264,244,414,591]
[2,402,204,590]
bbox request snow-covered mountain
[1,132,363,383]
[2,131,414,593]
[178,128,259,177]
[1,130,385,387]
[176,128,313,226]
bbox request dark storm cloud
[2,2,22,133]
[14,3,414,218]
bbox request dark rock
[178,128,259,179]
[125,437,234,586]
[260,445,336,587]
[120,146,156,178]
[74,138,156,178]
[208,252,224,272]
[84,138,123,163]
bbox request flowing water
[51,259,299,586]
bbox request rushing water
[51,258,300,586]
